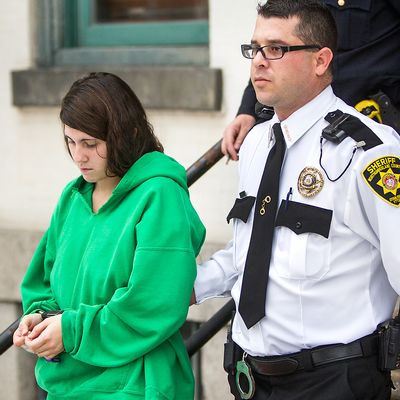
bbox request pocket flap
[226,196,256,223]
[275,200,333,238]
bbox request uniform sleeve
[194,241,238,303]
[61,179,205,367]
[344,140,400,294]
[194,131,257,302]
[387,0,400,14]
[237,79,257,117]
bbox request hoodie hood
[70,151,189,214]
[113,151,189,196]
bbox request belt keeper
[299,349,314,371]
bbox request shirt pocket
[325,0,372,50]
[275,200,333,280]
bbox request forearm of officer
[194,240,237,304]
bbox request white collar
[272,86,337,149]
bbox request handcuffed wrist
[38,310,64,320]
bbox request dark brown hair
[60,72,164,177]
[257,0,337,71]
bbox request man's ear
[315,47,334,76]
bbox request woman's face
[64,124,109,184]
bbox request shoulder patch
[362,156,400,207]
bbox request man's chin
[255,95,274,108]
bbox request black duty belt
[246,333,378,376]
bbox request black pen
[285,187,293,209]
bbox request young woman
[13,72,205,400]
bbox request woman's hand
[24,315,64,359]
[13,313,42,349]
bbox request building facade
[0,1,259,399]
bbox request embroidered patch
[362,156,400,207]
[297,167,324,197]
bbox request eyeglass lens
[247,45,283,60]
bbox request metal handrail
[186,139,223,187]
[0,319,20,355]
[0,139,229,356]
[185,138,236,356]
[185,299,234,357]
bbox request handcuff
[38,310,64,320]
[236,352,255,399]
[37,310,64,362]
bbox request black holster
[378,315,400,371]
[371,91,400,133]
[224,314,244,399]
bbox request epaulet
[323,109,383,150]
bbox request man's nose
[253,49,269,66]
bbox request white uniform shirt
[195,86,400,356]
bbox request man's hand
[221,114,256,161]
[13,313,42,348]
[24,315,64,359]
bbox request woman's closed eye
[82,140,97,148]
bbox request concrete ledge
[54,47,209,67]
[11,66,223,111]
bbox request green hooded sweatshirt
[21,151,206,400]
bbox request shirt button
[295,221,302,230]
[338,0,345,6]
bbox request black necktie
[238,123,286,329]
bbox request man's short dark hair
[257,0,337,55]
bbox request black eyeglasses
[241,44,322,60]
